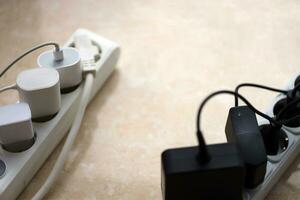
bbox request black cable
[275,97,300,120]
[197,90,280,133]
[279,114,300,125]
[273,81,300,119]
[198,87,300,162]
[234,83,288,106]
[291,82,300,97]
[0,42,60,78]
[196,90,281,163]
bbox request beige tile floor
[1,0,300,199]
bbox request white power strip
[0,29,120,200]
[245,73,300,200]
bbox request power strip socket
[245,73,300,200]
[0,29,120,200]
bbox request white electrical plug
[0,103,35,152]
[16,67,61,121]
[74,34,98,76]
[37,47,82,93]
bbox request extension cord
[245,73,300,200]
[0,29,120,200]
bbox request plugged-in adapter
[37,47,82,93]
[0,103,35,152]
[162,144,245,200]
[16,67,61,122]
[225,106,267,189]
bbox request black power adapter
[161,143,245,200]
[225,106,267,188]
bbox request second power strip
[246,72,300,200]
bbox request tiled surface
[1,0,300,199]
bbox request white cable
[0,42,60,78]
[31,73,94,200]
[0,83,17,93]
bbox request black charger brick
[225,106,267,188]
[161,144,245,200]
